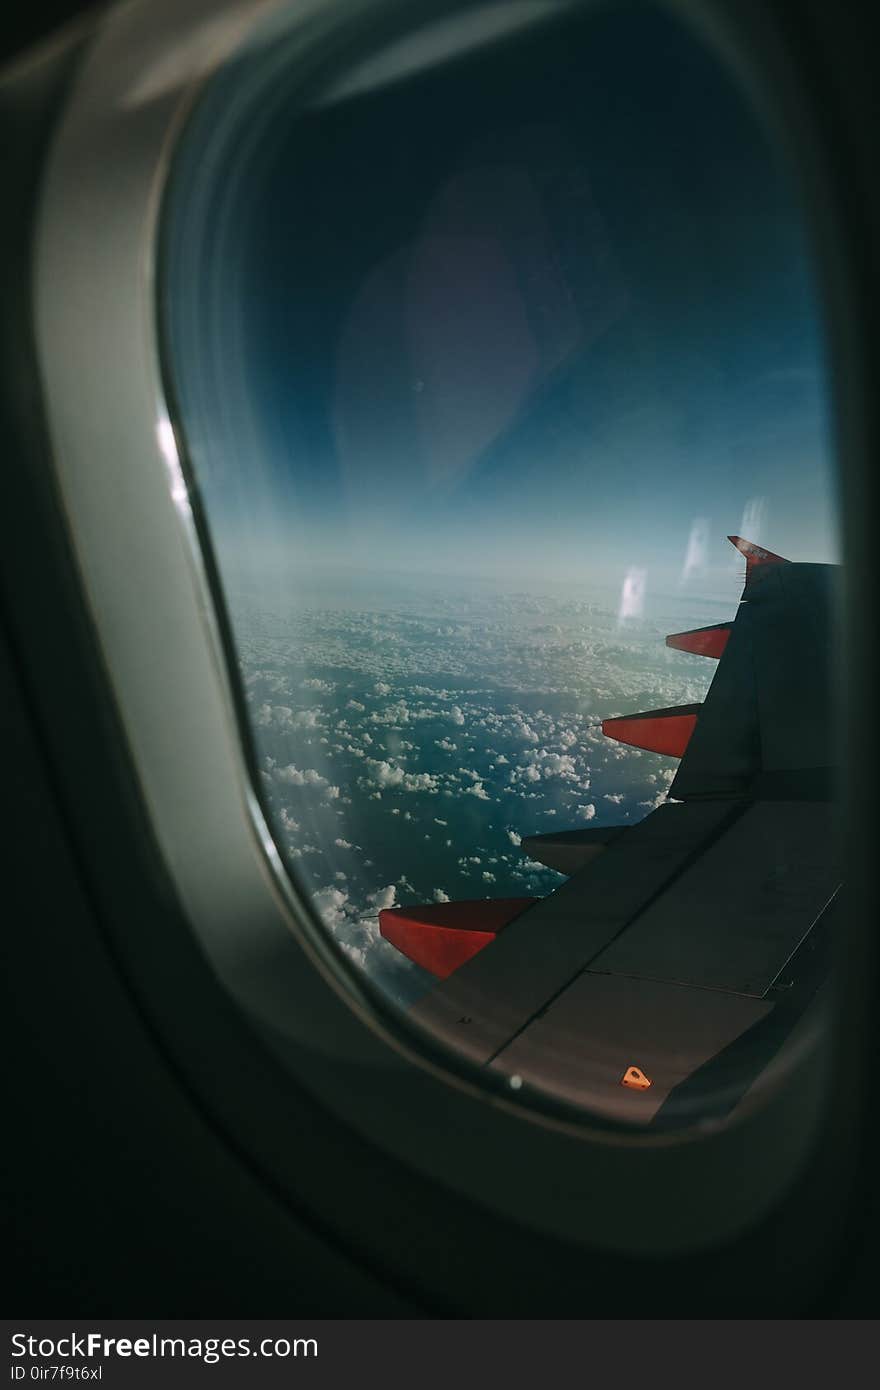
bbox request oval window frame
[33,0,860,1260]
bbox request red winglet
[728,534,789,574]
[665,622,732,659]
[602,703,701,758]
[379,897,538,979]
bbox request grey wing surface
[394,542,841,1128]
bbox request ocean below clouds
[232,569,723,1006]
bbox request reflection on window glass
[162,1,840,1125]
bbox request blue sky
[165,0,839,600]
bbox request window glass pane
[161,0,840,1125]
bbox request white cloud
[511,764,541,784]
[537,752,578,780]
[367,884,397,911]
[276,764,328,787]
[293,708,321,728]
[365,758,439,793]
[507,828,522,846]
[433,888,450,902]
[312,885,349,929]
[577,803,596,820]
[464,781,490,800]
[257,703,294,727]
[510,715,539,743]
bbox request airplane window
[160,0,840,1128]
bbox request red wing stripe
[602,704,701,758]
[665,622,732,659]
[379,897,538,979]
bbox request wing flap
[409,800,740,1064]
[590,800,840,995]
[490,974,773,1124]
[520,825,625,875]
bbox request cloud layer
[237,573,717,1004]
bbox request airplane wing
[379,536,841,1129]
